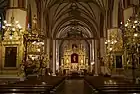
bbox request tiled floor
[58,79,85,94]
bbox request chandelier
[2,0,22,40]
[2,16,22,40]
[105,39,117,51]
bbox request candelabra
[105,39,117,69]
[2,17,22,40]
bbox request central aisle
[59,79,85,94]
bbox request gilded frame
[2,44,19,69]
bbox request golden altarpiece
[105,28,123,70]
[60,40,89,74]
[1,16,47,75]
[1,17,24,74]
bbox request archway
[44,1,105,75]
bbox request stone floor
[58,79,85,94]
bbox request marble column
[52,40,56,75]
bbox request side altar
[1,18,24,75]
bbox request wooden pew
[84,76,140,94]
[0,76,65,94]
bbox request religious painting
[4,47,17,67]
[116,55,122,68]
[71,53,78,63]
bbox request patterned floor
[58,79,85,94]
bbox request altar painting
[4,47,17,67]
[71,53,78,63]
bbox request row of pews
[0,76,65,94]
[84,76,140,94]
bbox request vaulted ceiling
[0,0,8,10]
[36,0,107,39]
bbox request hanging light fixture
[2,17,22,39]
[2,0,22,40]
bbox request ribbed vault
[0,0,8,8]
[36,0,106,39]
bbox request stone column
[92,40,95,61]
[56,40,59,71]
[90,43,92,62]
[6,0,27,30]
[91,40,94,72]
[52,40,56,75]
[46,38,50,68]
[112,0,119,27]
[94,39,98,76]
[100,38,105,58]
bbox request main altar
[60,43,89,75]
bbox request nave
[0,75,140,94]
[57,79,85,94]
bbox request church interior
[0,0,140,94]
